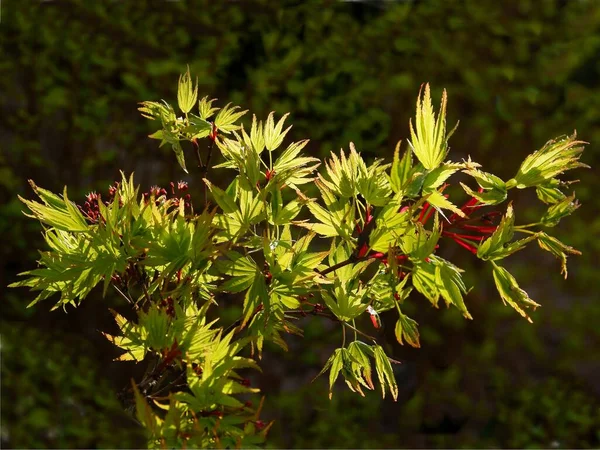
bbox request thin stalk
[514,228,538,235]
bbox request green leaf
[19,182,89,232]
[460,168,507,205]
[347,341,375,390]
[203,179,238,214]
[132,381,158,433]
[177,66,198,114]
[373,345,398,401]
[535,179,566,204]
[171,140,188,174]
[216,252,258,293]
[491,261,540,323]
[264,112,292,151]
[273,199,303,225]
[432,256,472,319]
[389,141,412,194]
[400,218,441,261]
[185,114,212,139]
[537,232,581,279]
[409,84,453,171]
[422,163,462,193]
[198,96,219,120]
[395,314,420,348]
[477,203,516,260]
[509,133,588,189]
[425,190,465,220]
[312,348,344,400]
[242,271,269,328]
[412,261,440,306]
[214,103,248,133]
[540,193,580,227]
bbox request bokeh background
[2,0,600,448]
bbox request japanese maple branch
[316,254,372,277]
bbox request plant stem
[317,255,372,277]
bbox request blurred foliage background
[1,0,599,448]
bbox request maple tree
[11,69,588,448]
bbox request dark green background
[1,1,599,448]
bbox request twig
[316,255,372,277]
[113,283,134,304]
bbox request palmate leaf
[422,162,463,193]
[214,103,248,133]
[177,66,198,114]
[395,312,420,348]
[409,84,456,171]
[320,144,365,199]
[198,96,219,120]
[460,168,507,205]
[373,345,398,401]
[540,193,580,227]
[19,182,89,232]
[535,178,566,204]
[400,217,441,261]
[509,133,589,189]
[431,256,472,319]
[272,139,319,188]
[425,190,465,220]
[491,261,540,323]
[537,232,581,279]
[242,115,265,154]
[357,157,392,207]
[299,180,355,239]
[477,203,538,260]
[389,141,412,194]
[264,112,292,151]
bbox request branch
[316,254,372,277]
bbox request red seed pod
[255,420,265,430]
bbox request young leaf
[491,261,541,323]
[540,193,580,227]
[409,84,452,171]
[425,190,465,220]
[422,163,462,193]
[214,103,248,133]
[395,313,420,348]
[264,112,292,152]
[18,183,89,232]
[373,345,398,401]
[412,261,440,306]
[477,203,515,260]
[535,179,566,204]
[509,133,588,189]
[432,256,472,319]
[198,96,219,120]
[461,168,507,205]
[537,232,581,278]
[389,141,412,194]
[203,179,238,214]
[177,66,198,114]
